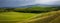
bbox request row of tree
[0,6,60,13]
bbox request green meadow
[0,6,60,23]
[0,12,37,20]
[0,12,37,23]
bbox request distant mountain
[0,4,60,8]
[17,4,56,8]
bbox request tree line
[0,6,60,13]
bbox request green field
[0,12,37,23]
[0,7,60,23]
[0,10,60,23]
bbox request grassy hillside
[23,10,60,23]
[0,7,60,23]
[0,12,37,23]
[0,10,60,23]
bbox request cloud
[0,0,60,7]
[0,0,35,7]
[35,0,60,5]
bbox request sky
[0,0,60,7]
[0,0,35,7]
[35,0,60,5]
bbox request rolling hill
[22,10,60,23]
[0,10,60,23]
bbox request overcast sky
[0,0,60,7]
[35,0,60,5]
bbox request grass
[0,12,37,23]
[23,10,60,23]
[0,10,60,23]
